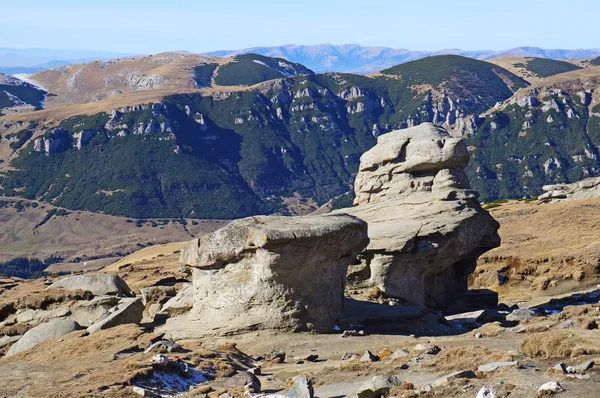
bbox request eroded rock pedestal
[340,123,500,309]
[161,214,369,338]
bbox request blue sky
[1,0,598,53]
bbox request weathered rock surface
[7,319,80,356]
[47,274,133,297]
[539,177,600,202]
[87,298,144,334]
[357,375,403,398]
[161,214,369,338]
[506,308,537,322]
[286,375,314,398]
[339,123,500,308]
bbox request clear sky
[1,0,598,53]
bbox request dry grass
[472,322,505,338]
[426,345,514,372]
[521,330,600,359]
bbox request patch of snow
[134,367,208,397]
[12,74,48,91]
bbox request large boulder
[87,298,144,334]
[47,274,133,297]
[7,319,80,356]
[338,123,500,309]
[539,176,600,202]
[161,214,369,338]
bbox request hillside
[466,65,600,202]
[0,73,46,115]
[489,56,583,83]
[0,55,526,219]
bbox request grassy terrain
[525,58,582,78]
[193,63,218,87]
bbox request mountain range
[2,45,600,76]
[206,44,600,73]
[1,51,600,220]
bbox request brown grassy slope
[472,199,600,302]
[0,198,227,267]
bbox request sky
[1,0,598,54]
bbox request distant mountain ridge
[206,44,600,73]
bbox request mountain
[488,56,583,83]
[466,66,600,202]
[0,54,525,219]
[0,73,46,115]
[205,44,600,73]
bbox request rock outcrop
[7,319,80,356]
[47,274,134,297]
[339,123,500,309]
[161,214,369,338]
[539,177,600,202]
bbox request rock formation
[161,214,369,338]
[47,274,133,297]
[539,177,600,202]
[339,123,500,309]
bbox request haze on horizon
[1,0,598,54]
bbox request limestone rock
[224,371,261,392]
[537,381,564,394]
[476,386,497,398]
[477,361,519,372]
[360,350,379,362]
[339,123,500,308]
[161,214,369,338]
[47,274,133,297]
[506,308,537,322]
[357,375,403,398]
[432,370,476,386]
[286,375,314,398]
[7,319,80,356]
[540,176,600,202]
[87,297,144,334]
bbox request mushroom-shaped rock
[161,214,369,338]
[47,274,133,297]
[7,319,80,356]
[338,123,500,309]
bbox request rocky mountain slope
[0,73,46,114]
[466,65,600,201]
[207,44,600,73]
[0,55,526,219]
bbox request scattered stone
[477,361,519,372]
[248,366,261,376]
[341,329,365,337]
[87,298,144,334]
[224,371,261,393]
[553,362,568,374]
[537,381,564,395]
[506,308,537,322]
[432,370,477,386]
[287,375,314,398]
[140,286,177,305]
[7,319,80,356]
[360,350,379,362]
[152,354,169,365]
[341,352,360,360]
[304,354,319,362]
[414,343,440,355]
[0,335,21,349]
[559,320,576,328]
[390,349,410,359]
[421,384,432,392]
[357,375,403,398]
[47,274,133,296]
[476,386,497,398]
[566,360,594,374]
[475,333,483,339]
[266,350,286,363]
[144,340,181,353]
